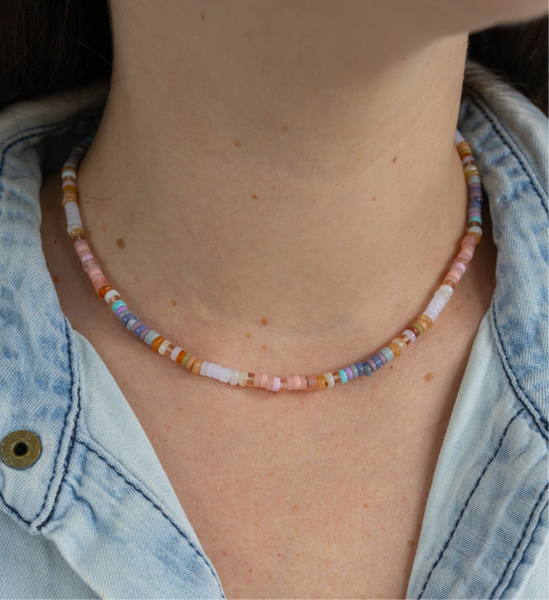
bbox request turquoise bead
[380,347,394,362]
[339,369,348,383]
[111,299,126,312]
[144,330,160,346]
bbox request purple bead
[377,352,387,365]
[115,305,127,317]
[134,324,147,338]
[344,366,353,380]
[371,355,383,370]
[121,312,136,326]
[139,327,151,341]
[366,357,378,372]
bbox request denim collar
[0,61,547,598]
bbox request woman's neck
[75,1,471,373]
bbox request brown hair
[0,2,547,115]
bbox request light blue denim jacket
[0,61,547,599]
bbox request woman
[0,1,547,598]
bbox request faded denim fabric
[0,61,547,599]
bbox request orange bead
[419,314,433,329]
[185,356,196,370]
[151,336,165,352]
[316,374,328,389]
[415,317,430,332]
[191,359,203,375]
[98,284,113,299]
[468,232,482,243]
[387,342,401,357]
[176,350,185,364]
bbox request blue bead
[371,355,383,370]
[362,362,373,376]
[134,324,147,338]
[355,362,364,376]
[121,312,136,326]
[111,299,126,312]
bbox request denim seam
[0,287,79,529]
[35,315,82,531]
[495,489,549,598]
[467,86,549,436]
[491,297,549,446]
[72,437,226,598]
[0,113,102,526]
[417,408,525,599]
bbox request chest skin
[39,172,498,598]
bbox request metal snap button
[0,430,41,469]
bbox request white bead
[238,371,248,386]
[468,225,483,236]
[229,369,240,385]
[158,339,170,355]
[200,361,210,376]
[170,346,182,361]
[403,329,416,343]
[435,290,451,301]
[64,201,81,225]
[323,372,335,388]
[104,289,119,303]
[219,368,232,383]
[206,363,217,378]
[212,364,222,380]
[439,284,454,297]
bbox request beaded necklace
[60,130,483,393]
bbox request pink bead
[286,376,294,391]
[259,374,268,388]
[307,375,317,389]
[292,375,301,390]
[458,247,474,261]
[272,377,281,392]
[279,379,288,392]
[447,269,464,283]
[266,376,275,391]
[461,235,478,247]
[300,376,308,390]
[452,261,466,274]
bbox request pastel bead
[323,372,335,388]
[60,129,482,394]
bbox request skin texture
[71,0,546,373]
[39,1,546,598]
